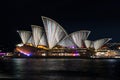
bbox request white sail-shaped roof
[27,36,34,45]
[31,25,43,47]
[84,40,93,48]
[70,30,91,48]
[17,30,31,44]
[42,16,68,49]
[39,33,47,46]
[93,38,112,49]
[58,36,76,48]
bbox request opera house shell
[16,16,112,56]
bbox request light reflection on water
[0,58,120,80]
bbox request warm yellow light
[26,43,33,46]
[37,45,48,50]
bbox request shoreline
[2,56,120,59]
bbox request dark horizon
[4,0,120,47]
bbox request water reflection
[0,58,120,80]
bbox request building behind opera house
[15,16,119,58]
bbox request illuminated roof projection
[31,25,43,47]
[58,36,76,48]
[84,40,93,48]
[70,30,91,48]
[16,45,37,56]
[39,33,47,46]
[93,38,112,50]
[17,30,31,44]
[42,16,68,49]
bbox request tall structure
[70,30,91,48]
[27,36,34,45]
[31,25,43,47]
[58,36,76,48]
[16,16,112,56]
[93,38,112,50]
[42,16,68,49]
[17,30,31,44]
[84,40,93,48]
[38,33,47,46]
[84,38,112,50]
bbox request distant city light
[0,53,5,56]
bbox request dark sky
[4,0,120,46]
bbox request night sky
[4,0,120,47]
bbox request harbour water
[0,58,120,80]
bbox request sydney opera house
[16,16,114,58]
